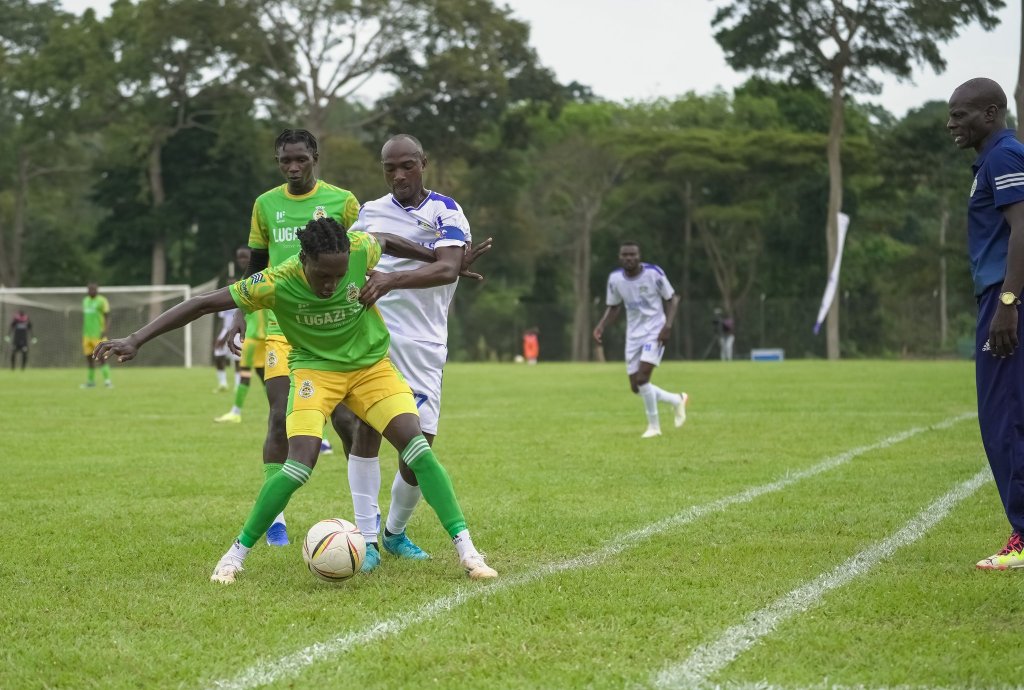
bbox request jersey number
[413,393,429,409]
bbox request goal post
[0,279,219,368]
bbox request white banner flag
[813,212,850,335]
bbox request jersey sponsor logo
[239,281,251,298]
[971,175,978,198]
[416,219,434,232]
[313,205,326,220]
[250,272,265,284]
[276,210,286,222]
[298,379,315,398]
[294,305,361,326]
[271,226,304,243]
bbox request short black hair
[297,217,350,261]
[275,129,318,155]
[619,241,640,250]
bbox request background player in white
[212,307,240,393]
[593,241,688,438]
[346,133,482,572]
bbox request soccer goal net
[0,279,219,368]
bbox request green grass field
[2,360,1019,689]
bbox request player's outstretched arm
[359,237,493,306]
[94,288,237,363]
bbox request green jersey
[229,232,388,372]
[248,180,360,337]
[82,295,109,338]
[244,309,266,341]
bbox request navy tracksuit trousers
[976,285,1024,533]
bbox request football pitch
[3,360,1019,689]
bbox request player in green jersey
[94,218,498,583]
[224,129,362,545]
[81,283,112,389]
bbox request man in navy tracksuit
[949,78,1024,569]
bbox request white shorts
[388,332,447,435]
[213,344,240,361]
[625,337,664,375]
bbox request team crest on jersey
[298,379,315,399]
[971,176,978,198]
[313,205,326,220]
[346,283,359,302]
[416,219,434,232]
[266,349,277,369]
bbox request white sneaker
[461,553,498,580]
[641,427,662,439]
[210,555,244,584]
[674,392,689,428]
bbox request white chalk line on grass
[206,413,975,690]
[652,467,990,690]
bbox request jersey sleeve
[340,193,361,230]
[991,145,1024,210]
[248,200,270,250]
[653,267,675,300]
[606,274,622,306]
[99,296,110,315]
[229,271,276,313]
[348,204,368,233]
[348,231,382,271]
[434,206,471,249]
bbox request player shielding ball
[94,219,498,583]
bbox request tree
[713,0,1003,358]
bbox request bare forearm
[597,305,622,331]
[663,296,680,328]
[128,290,234,348]
[374,233,436,263]
[1002,229,1024,298]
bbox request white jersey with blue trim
[350,190,471,345]
[605,263,675,340]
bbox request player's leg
[261,339,292,544]
[211,369,343,583]
[344,359,496,579]
[20,345,28,370]
[382,337,444,559]
[348,418,384,570]
[640,341,687,429]
[213,353,229,392]
[82,337,96,387]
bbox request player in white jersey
[593,241,688,438]
[212,308,240,392]
[347,133,487,573]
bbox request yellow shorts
[82,337,102,357]
[240,338,267,370]
[286,357,418,438]
[264,336,291,380]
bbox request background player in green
[214,247,267,423]
[94,218,498,583]
[226,129,362,544]
[81,282,112,388]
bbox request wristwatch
[999,291,1021,306]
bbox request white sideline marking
[205,413,975,690]
[652,468,990,690]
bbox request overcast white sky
[61,0,1020,117]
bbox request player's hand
[989,306,1019,357]
[31,337,37,344]
[224,311,246,356]
[592,326,603,344]
[658,325,672,345]
[359,270,398,307]
[459,237,493,281]
[94,336,140,363]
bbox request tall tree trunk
[1017,0,1024,141]
[10,149,30,287]
[939,195,949,348]
[148,138,168,321]
[682,180,694,359]
[571,207,594,361]
[825,72,845,360]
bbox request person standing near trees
[947,78,1024,570]
[6,309,34,370]
[81,283,112,388]
[593,241,688,438]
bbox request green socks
[238,460,310,548]
[87,367,95,384]
[400,435,467,538]
[234,380,250,410]
[100,363,110,381]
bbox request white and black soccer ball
[302,518,366,582]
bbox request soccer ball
[302,518,366,582]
